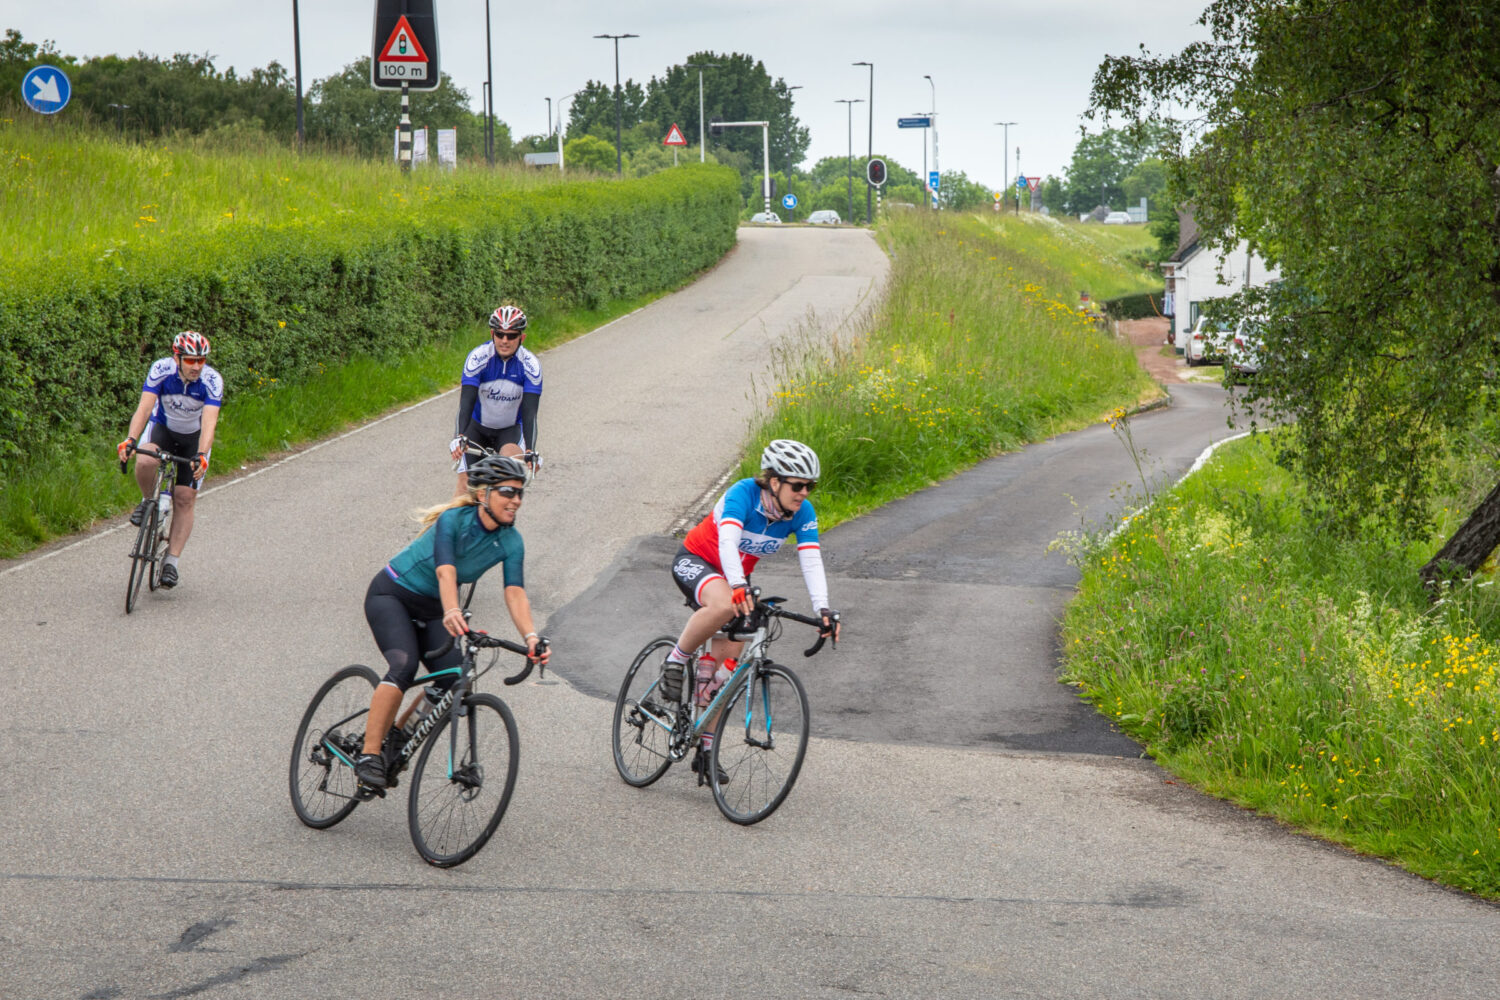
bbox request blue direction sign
[782,193,798,211]
[897,116,931,129]
[1016,176,1028,189]
[21,65,71,115]
[929,171,941,191]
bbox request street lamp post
[107,102,129,136]
[924,74,938,209]
[556,90,580,174]
[545,97,552,140]
[291,0,304,151]
[593,32,638,176]
[994,121,1015,210]
[836,98,863,224]
[854,61,873,224]
[482,0,495,164]
[784,84,801,219]
[686,62,720,163]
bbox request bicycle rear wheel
[124,506,156,614]
[408,693,519,867]
[289,664,379,829]
[611,636,678,787]
[711,662,810,825]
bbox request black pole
[855,63,873,224]
[613,40,622,175]
[484,0,494,165]
[292,0,304,151]
[846,104,853,222]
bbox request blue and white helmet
[760,439,820,481]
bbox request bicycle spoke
[611,637,678,787]
[289,665,379,829]
[711,664,810,825]
[408,695,518,867]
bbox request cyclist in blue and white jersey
[450,303,541,495]
[353,453,549,789]
[665,439,841,780]
[116,331,224,590]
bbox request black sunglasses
[779,478,816,494]
[493,330,523,341]
[489,485,524,499]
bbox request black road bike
[120,444,193,614]
[289,624,546,867]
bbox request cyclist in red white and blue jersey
[450,303,541,495]
[115,330,223,591]
[665,439,842,779]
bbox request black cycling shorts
[363,570,463,691]
[457,420,522,472]
[141,423,204,490]
[670,544,728,610]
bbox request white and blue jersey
[143,357,224,434]
[683,477,828,612]
[461,342,541,430]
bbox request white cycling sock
[667,645,690,664]
[165,555,180,569]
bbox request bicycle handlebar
[746,587,841,657]
[429,629,550,685]
[120,443,196,474]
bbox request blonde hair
[416,490,479,530]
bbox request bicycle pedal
[357,784,387,800]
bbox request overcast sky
[8,1,1211,192]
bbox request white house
[1162,209,1280,353]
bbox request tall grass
[0,115,554,275]
[741,210,1161,524]
[1059,427,1500,896]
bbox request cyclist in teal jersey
[354,454,548,788]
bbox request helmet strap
[763,484,791,521]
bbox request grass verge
[738,209,1162,525]
[1058,424,1500,897]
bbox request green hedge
[0,163,739,465]
[1102,290,1165,320]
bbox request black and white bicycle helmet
[760,439,820,481]
[489,304,528,335]
[468,454,529,486]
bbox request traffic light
[866,157,887,188]
[709,118,723,137]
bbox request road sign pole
[399,82,412,172]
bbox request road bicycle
[289,620,546,867]
[119,444,194,614]
[611,588,838,825]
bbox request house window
[1189,301,1202,327]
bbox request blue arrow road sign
[929,171,941,191]
[22,65,71,115]
[782,193,798,210]
[897,116,931,128]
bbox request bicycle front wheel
[408,693,519,868]
[147,505,171,590]
[711,662,810,825]
[611,636,678,788]
[289,664,379,829]
[125,508,155,614]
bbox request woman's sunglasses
[490,485,524,499]
[779,478,816,494]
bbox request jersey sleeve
[716,481,756,587]
[202,367,225,405]
[501,531,525,590]
[433,507,462,570]
[793,504,828,611]
[142,358,175,394]
[460,345,487,387]
[520,348,542,394]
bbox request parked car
[807,210,842,225]
[1224,321,1262,385]
[749,212,782,224]
[1103,211,1133,225]
[1185,315,1231,366]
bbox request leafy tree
[1039,175,1067,215]
[642,53,808,170]
[70,52,296,137]
[0,29,71,110]
[567,78,647,147]
[562,133,617,174]
[306,57,484,159]
[937,169,991,211]
[1060,124,1172,214]
[1091,0,1500,584]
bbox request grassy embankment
[0,119,737,557]
[1060,422,1500,897]
[740,209,1162,525]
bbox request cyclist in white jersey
[450,303,541,496]
[116,331,224,590]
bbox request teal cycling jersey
[384,504,524,598]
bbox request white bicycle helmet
[760,439,820,481]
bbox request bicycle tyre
[289,664,379,829]
[711,661,810,825]
[147,503,171,591]
[611,636,678,788]
[408,692,519,867]
[124,506,155,614]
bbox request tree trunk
[1420,477,1500,589]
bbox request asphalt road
[3,227,1497,999]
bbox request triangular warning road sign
[663,123,688,147]
[379,16,429,62]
